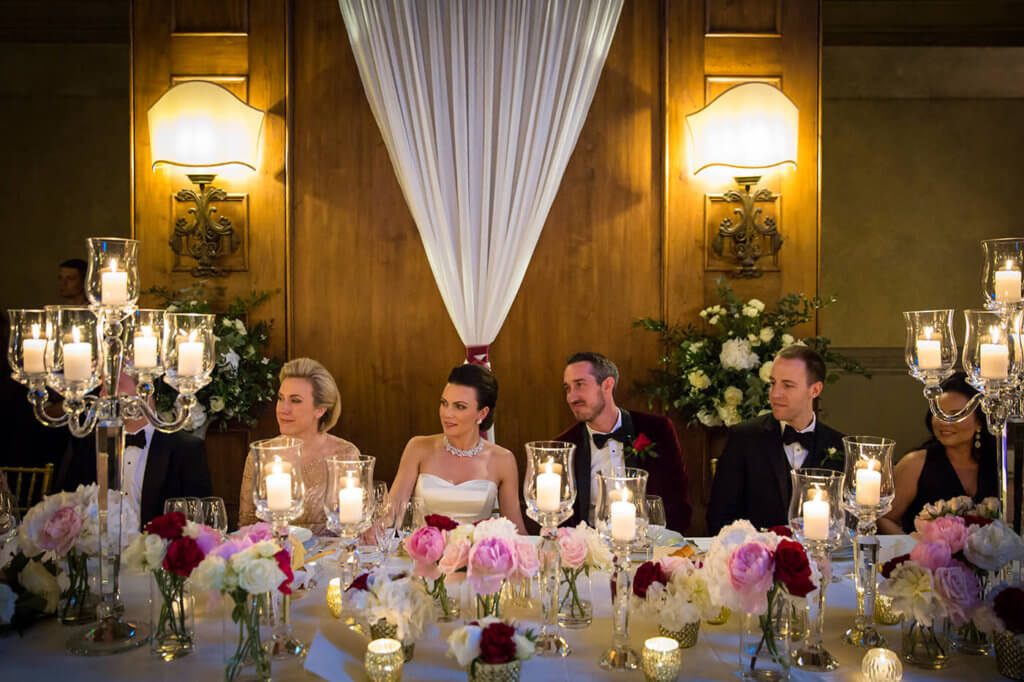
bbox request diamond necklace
[443,435,484,458]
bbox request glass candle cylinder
[86,237,140,309]
[325,455,377,594]
[52,306,100,398]
[963,308,1017,388]
[7,308,49,381]
[251,437,305,527]
[127,308,165,376]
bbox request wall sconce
[686,82,798,277]
[148,80,264,277]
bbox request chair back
[0,463,54,514]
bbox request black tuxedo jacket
[556,409,691,532]
[59,429,212,527]
[706,413,845,534]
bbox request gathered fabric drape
[338,0,623,359]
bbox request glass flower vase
[900,618,953,670]
[476,586,504,620]
[954,621,993,656]
[558,566,592,629]
[59,549,96,625]
[223,591,272,682]
[428,576,459,622]
[150,568,195,660]
[738,595,792,681]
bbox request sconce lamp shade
[685,82,798,176]
[148,80,264,172]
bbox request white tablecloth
[0,537,1006,681]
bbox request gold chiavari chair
[0,463,54,514]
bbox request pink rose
[910,541,953,571]
[511,538,539,580]
[557,528,588,570]
[728,542,775,614]
[189,523,222,556]
[439,538,471,582]
[933,563,982,626]
[39,506,83,557]
[236,522,273,542]
[406,526,445,580]
[467,537,516,595]
[658,555,686,579]
[921,516,968,554]
[210,536,254,560]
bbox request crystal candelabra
[788,468,845,671]
[597,468,649,671]
[251,436,306,658]
[324,455,376,597]
[905,237,1024,526]
[7,237,214,655]
[522,440,577,658]
[841,436,896,649]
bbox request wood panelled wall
[132,0,822,534]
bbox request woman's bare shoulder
[486,443,518,470]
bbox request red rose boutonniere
[625,433,659,461]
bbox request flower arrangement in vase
[975,584,1024,679]
[342,568,435,661]
[631,554,718,648]
[555,521,610,628]
[448,617,536,682]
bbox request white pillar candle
[266,460,292,512]
[63,327,92,382]
[856,462,882,506]
[916,326,941,370]
[101,259,129,305]
[23,324,46,374]
[536,461,562,512]
[644,636,680,654]
[177,334,204,376]
[610,499,636,542]
[803,493,830,540]
[995,261,1022,303]
[338,480,364,523]
[134,326,158,369]
[980,342,1009,379]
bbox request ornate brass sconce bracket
[710,176,782,278]
[170,174,240,277]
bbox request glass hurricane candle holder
[963,308,1017,391]
[788,468,845,671]
[7,308,49,382]
[982,237,1024,308]
[51,306,100,399]
[85,237,140,311]
[842,436,895,648]
[162,312,215,396]
[325,455,376,593]
[903,310,956,387]
[365,638,404,682]
[523,440,576,658]
[596,468,648,671]
[641,636,682,682]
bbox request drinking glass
[646,496,666,533]
[199,497,229,534]
[0,474,18,542]
[164,497,202,521]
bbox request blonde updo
[279,357,341,433]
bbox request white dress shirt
[780,414,816,471]
[123,424,154,514]
[587,409,625,512]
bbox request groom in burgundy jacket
[555,352,691,532]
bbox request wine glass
[0,473,18,544]
[645,496,666,535]
[164,497,202,521]
[199,497,228,534]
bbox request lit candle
[995,260,1022,303]
[916,326,941,370]
[980,326,1010,379]
[856,459,882,506]
[23,323,46,374]
[265,458,292,512]
[536,460,562,512]
[63,326,92,381]
[610,490,636,542]
[642,637,682,680]
[803,490,830,540]
[338,476,364,523]
[134,325,158,369]
[177,331,204,376]
[101,258,129,305]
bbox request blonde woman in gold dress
[239,358,359,532]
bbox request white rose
[697,410,723,427]
[781,334,795,347]
[964,521,1024,571]
[709,315,720,325]
[748,299,765,312]
[513,633,535,660]
[720,338,760,371]
[759,327,775,343]
[447,624,482,667]
[0,583,15,624]
[188,403,207,431]
[742,305,759,318]
[759,360,774,384]
[723,386,743,406]
[220,349,240,371]
[209,396,225,413]
[699,309,708,319]
[689,341,704,353]
[188,555,227,593]
[687,370,711,390]
[579,523,612,570]
[19,559,61,613]
[234,319,248,335]
[716,404,741,427]
[237,557,285,595]
[449,523,476,546]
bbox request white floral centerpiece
[343,567,435,661]
[631,554,717,646]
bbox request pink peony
[728,541,775,614]
[557,528,588,570]
[467,537,516,595]
[189,523,222,555]
[439,538,471,582]
[406,526,445,580]
[236,522,274,542]
[910,541,953,571]
[38,506,83,557]
[933,563,982,626]
[511,538,539,581]
[921,516,968,554]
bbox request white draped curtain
[338,0,623,365]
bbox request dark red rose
[880,553,911,579]
[478,622,517,664]
[346,572,370,592]
[162,536,203,577]
[145,512,187,540]
[274,549,293,595]
[770,525,793,538]
[632,433,653,451]
[773,539,816,598]
[425,514,459,532]
[995,587,1024,634]
[965,515,995,528]
[632,560,667,599]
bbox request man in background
[58,258,87,304]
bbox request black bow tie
[782,425,814,450]
[592,426,631,450]
[125,430,147,449]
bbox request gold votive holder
[874,593,901,626]
[659,621,700,648]
[327,577,343,618]
[365,638,404,682]
[642,636,681,682]
[705,606,730,625]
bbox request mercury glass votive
[365,638,404,682]
[642,637,681,682]
[861,647,903,681]
[326,578,343,618]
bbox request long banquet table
[0,536,1006,681]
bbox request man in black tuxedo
[556,352,691,532]
[707,345,845,534]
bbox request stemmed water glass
[164,497,202,522]
[646,496,666,542]
[199,497,228,535]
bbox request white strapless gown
[414,473,498,525]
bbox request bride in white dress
[389,365,527,534]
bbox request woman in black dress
[879,372,998,534]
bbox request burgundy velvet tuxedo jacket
[556,409,692,533]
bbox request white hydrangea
[759,327,775,343]
[759,360,774,384]
[720,338,760,371]
[723,386,743,406]
[687,370,711,390]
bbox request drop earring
[974,428,982,450]
[476,419,483,425]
